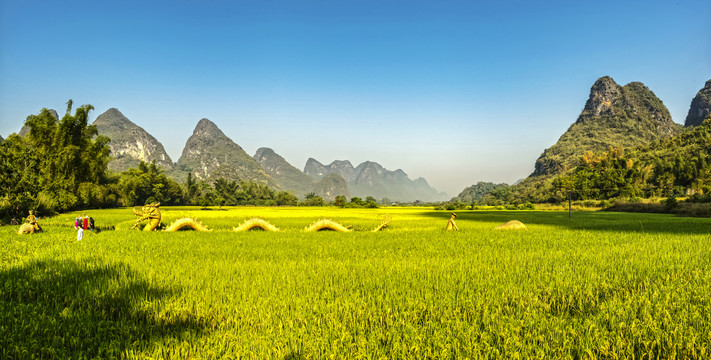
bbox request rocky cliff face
[93,108,174,173]
[580,76,623,118]
[532,76,679,176]
[177,118,274,185]
[685,79,711,127]
[305,158,445,202]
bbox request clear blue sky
[1,0,709,196]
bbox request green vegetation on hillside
[468,77,698,207]
[533,77,678,177]
[557,115,711,200]
[452,181,510,204]
[484,116,711,208]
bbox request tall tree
[0,102,113,217]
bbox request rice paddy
[1,207,710,359]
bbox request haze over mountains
[84,109,446,202]
[304,158,445,201]
[6,75,709,204]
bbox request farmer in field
[446,212,459,231]
[77,224,83,241]
[82,213,89,230]
[26,210,41,231]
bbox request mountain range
[304,158,445,201]
[85,109,445,202]
[9,75,709,204]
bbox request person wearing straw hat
[446,212,459,231]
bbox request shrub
[663,197,678,212]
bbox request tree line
[0,103,382,221]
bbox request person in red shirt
[82,214,89,230]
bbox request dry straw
[16,223,37,234]
[164,218,211,232]
[494,220,527,230]
[304,219,352,232]
[234,218,280,232]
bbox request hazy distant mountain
[304,158,357,182]
[253,147,352,200]
[93,108,174,173]
[304,158,445,202]
[532,76,679,177]
[313,173,350,201]
[19,109,58,137]
[254,147,316,196]
[685,79,711,127]
[177,118,275,185]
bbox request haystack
[494,220,527,230]
[17,223,37,234]
[234,218,280,232]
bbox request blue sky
[1,0,709,196]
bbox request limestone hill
[532,76,679,177]
[176,118,275,186]
[93,108,174,173]
[685,79,711,127]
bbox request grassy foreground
[1,207,710,359]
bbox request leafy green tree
[299,195,326,207]
[275,191,298,206]
[365,196,379,208]
[184,172,199,204]
[0,102,114,218]
[118,161,183,206]
[214,178,239,205]
[334,195,347,207]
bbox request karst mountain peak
[87,113,445,201]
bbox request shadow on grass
[419,210,711,235]
[0,259,206,358]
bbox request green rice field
[1,207,710,359]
